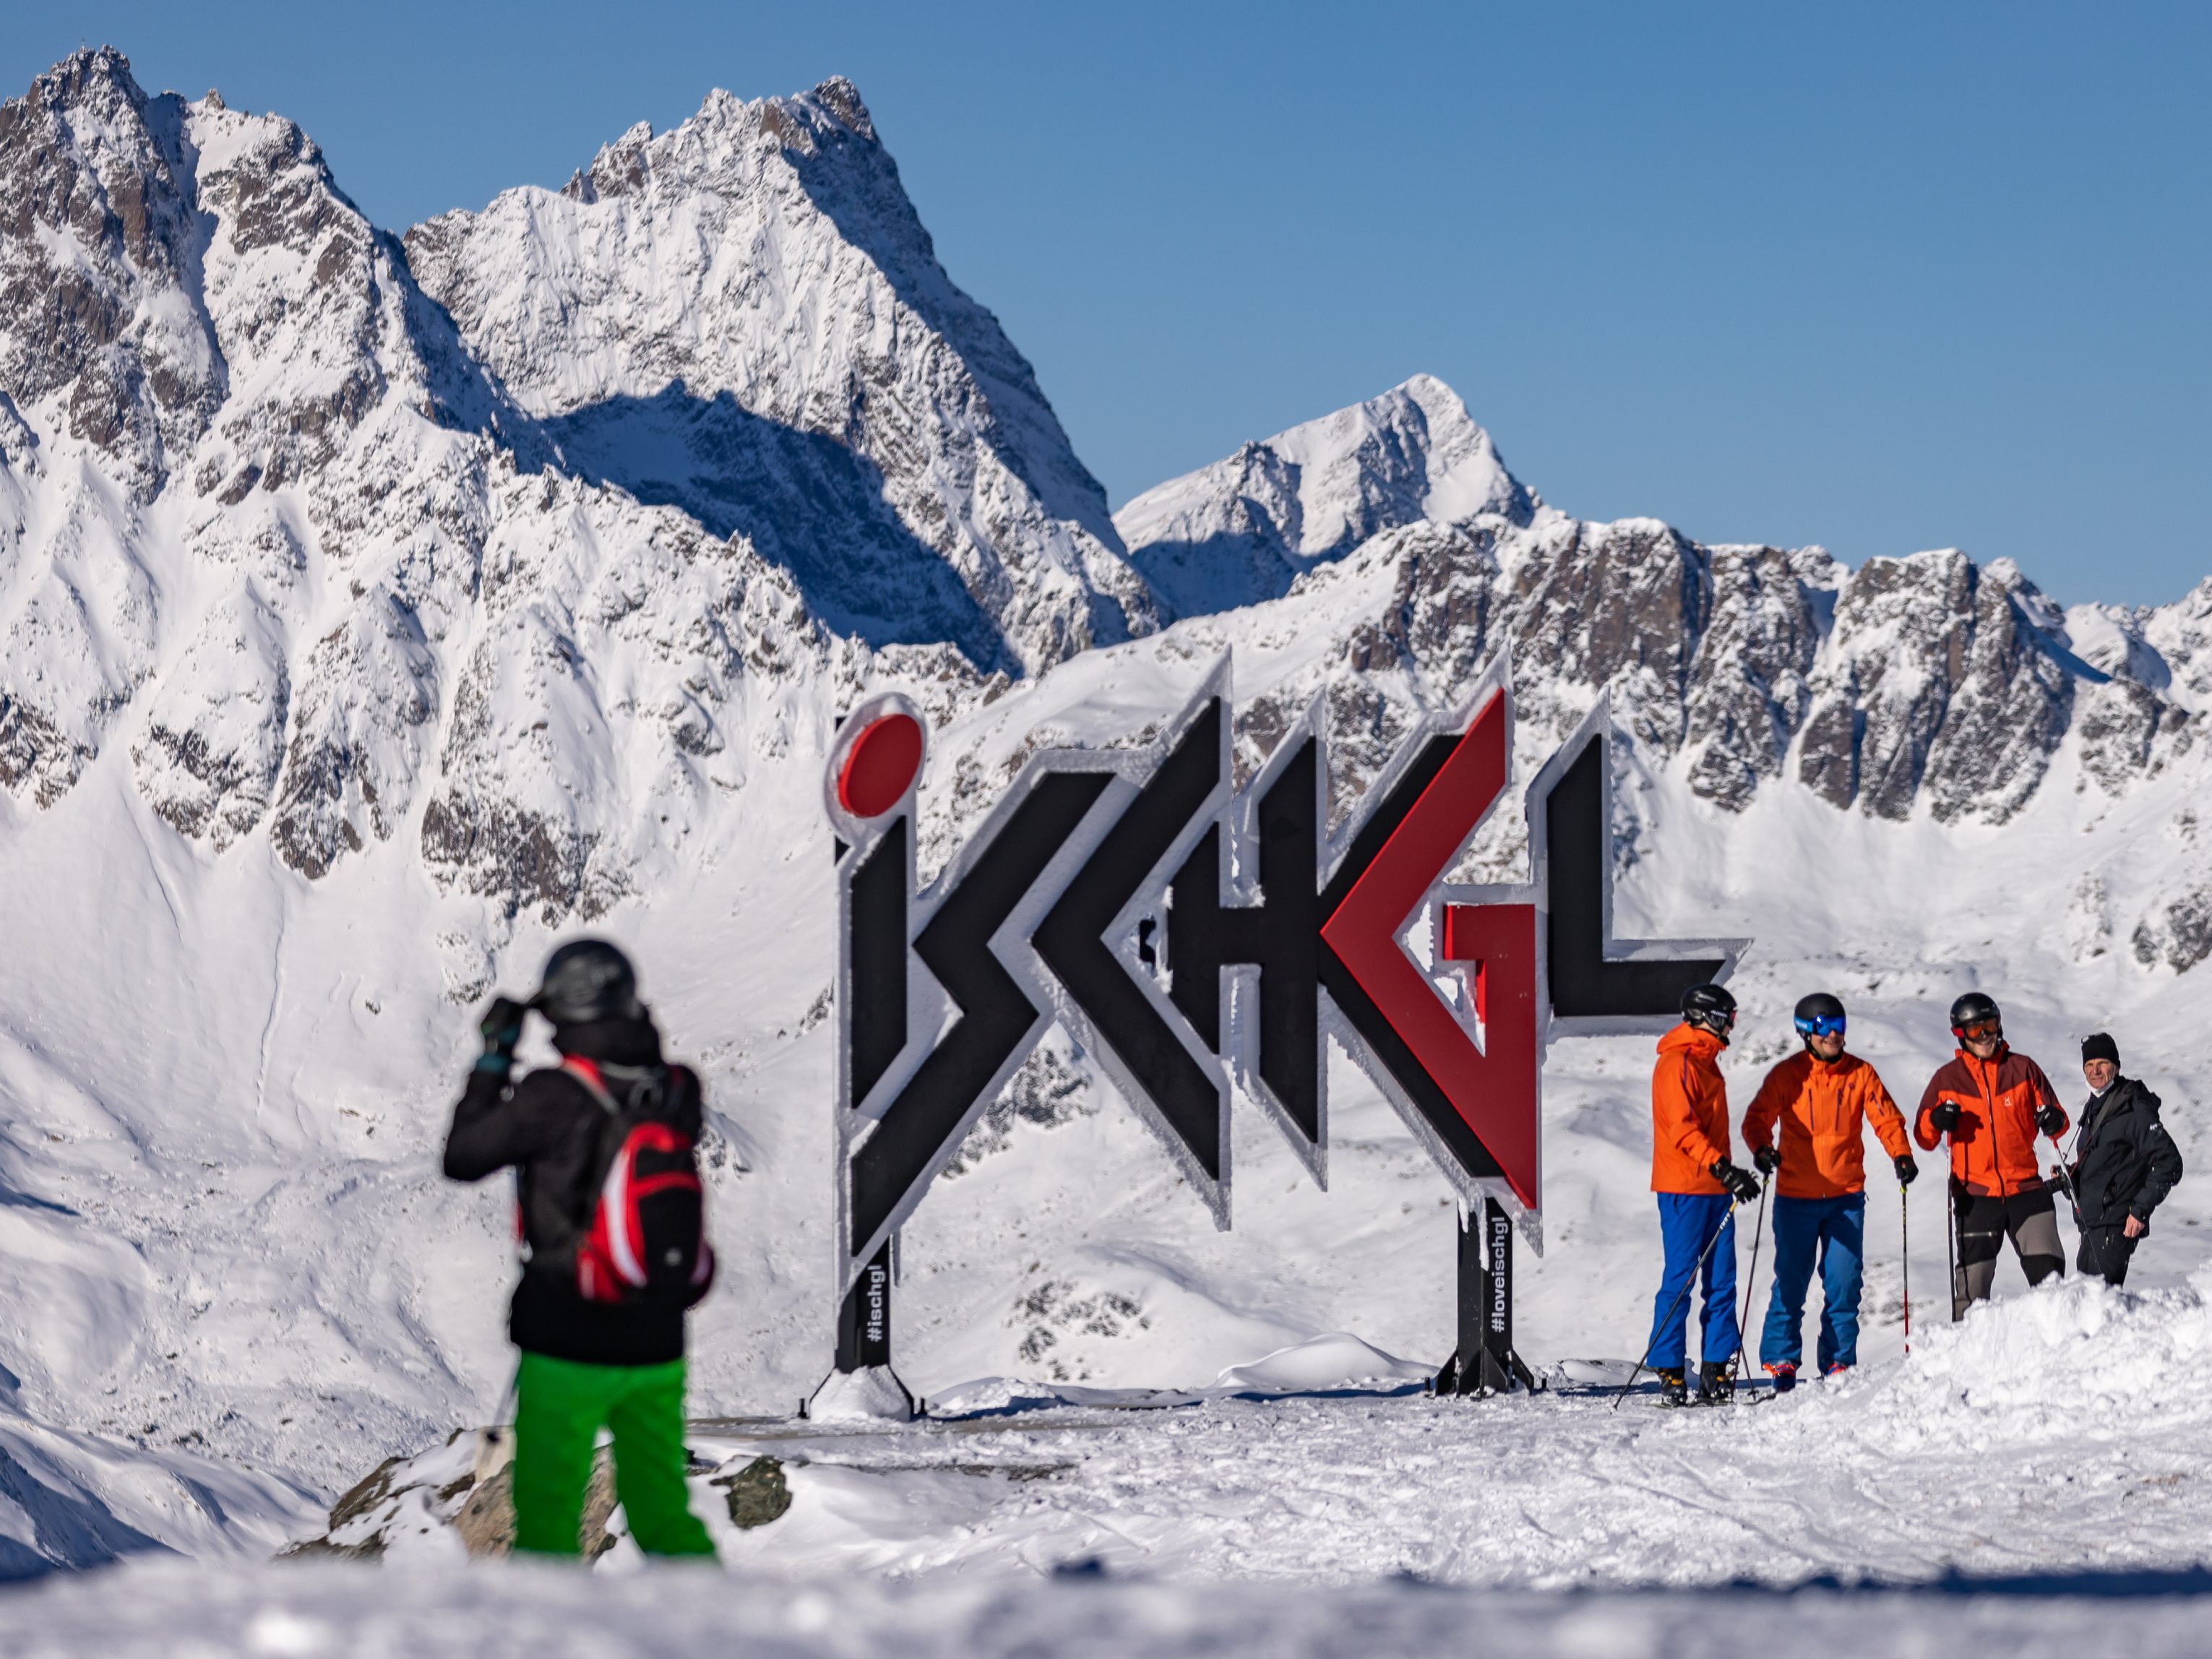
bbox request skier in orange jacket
[1915,992,2067,1311]
[1742,993,1913,1389]
[1644,983,1760,1406]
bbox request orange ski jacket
[1742,1051,1911,1199]
[1651,1023,1731,1194]
[1914,1045,2066,1198]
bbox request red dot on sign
[837,713,924,818]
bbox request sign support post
[833,1239,895,1374]
[1437,1197,1537,1395]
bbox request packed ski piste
[5,40,2212,1659]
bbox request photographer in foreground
[444,939,717,1559]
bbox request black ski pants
[1958,1187,2065,1303]
[2078,1223,2139,1286]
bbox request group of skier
[1643,982,2185,1406]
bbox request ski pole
[1729,1173,1770,1388]
[1614,1197,1739,1411]
[1900,1184,1911,1356]
[1947,1176,1965,1323]
[2047,1132,2083,1226]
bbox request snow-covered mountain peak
[409,75,1148,674]
[0,46,221,503]
[1114,374,1539,621]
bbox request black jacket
[2067,1076,2183,1231]
[443,1016,694,1366]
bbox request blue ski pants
[1646,1192,1739,1371]
[1758,1192,1865,1374]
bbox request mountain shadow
[541,383,1012,672]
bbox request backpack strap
[558,1056,621,1116]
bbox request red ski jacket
[1914,1044,2065,1199]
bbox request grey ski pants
[1958,1188,2065,1302]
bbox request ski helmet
[1793,992,1846,1040]
[1949,991,2001,1040]
[535,938,643,1026]
[1680,982,1737,1038]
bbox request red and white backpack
[534,1057,715,1306]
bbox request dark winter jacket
[443,1015,697,1366]
[2067,1076,2183,1231]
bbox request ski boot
[1656,1366,1688,1407]
[1822,1363,1851,1381]
[1695,1360,1734,1405]
[1765,1361,1798,1395]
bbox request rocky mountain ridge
[0,46,2205,952]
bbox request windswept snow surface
[15,1564,2212,1659]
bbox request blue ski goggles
[1794,1013,1846,1038]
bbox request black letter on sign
[1544,737,1723,1017]
[1036,701,1226,1181]
[849,772,1109,1252]
[1166,736,1321,1143]
[848,816,908,1106]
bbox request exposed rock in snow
[1124,404,2195,827]
[0,48,222,504]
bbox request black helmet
[535,939,643,1026]
[1793,992,1846,1039]
[1681,982,1737,1038]
[1949,991,2001,1038]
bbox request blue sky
[14,2,2208,606]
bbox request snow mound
[1213,1332,1432,1392]
[1775,1270,2212,1454]
[807,1366,917,1422]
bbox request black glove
[476,995,528,1073]
[1752,1145,1781,1177]
[2036,1104,2065,1137]
[1894,1153,1918,1186]
[1928,1101,1961,1134]
[1712,1159,1760,1203]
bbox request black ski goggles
[1794,1013,1845,1038]
[1953,1017,2002,1043]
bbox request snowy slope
[0,43,2210,1585]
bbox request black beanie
[2081,1031,2120,1066]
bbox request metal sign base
[1434,1197,1538,1397]
[806,1239,916,1420]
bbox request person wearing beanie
[2059,1033,2183,1285]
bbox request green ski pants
[511,1351,716,1559]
